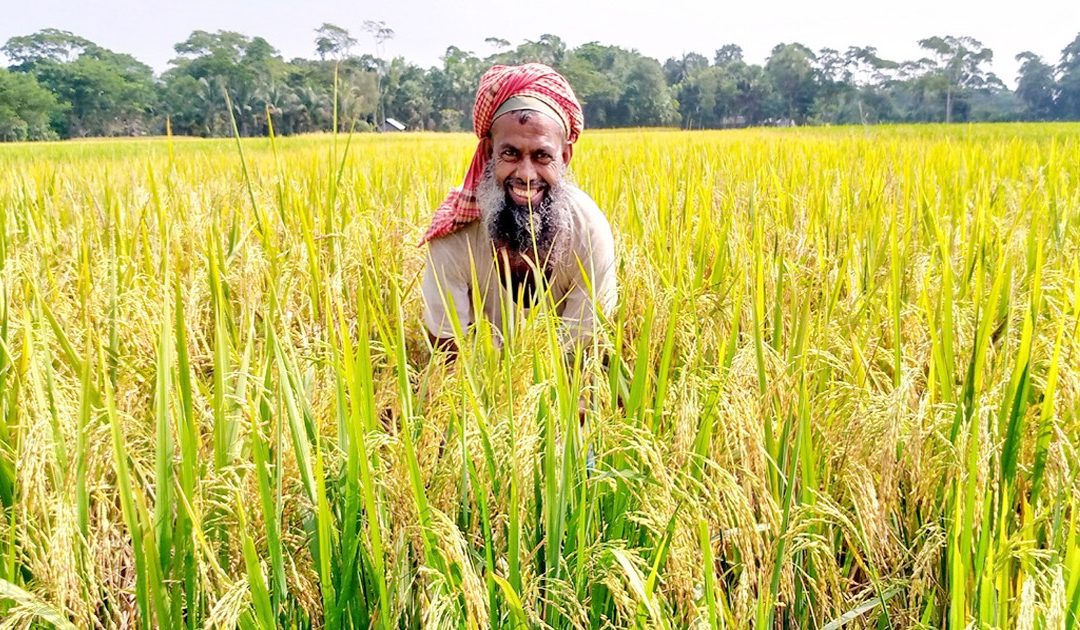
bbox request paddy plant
[0,123,1077,627]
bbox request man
[420,63,616,354]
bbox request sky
[1,0,1078,88]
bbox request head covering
[420,63,584,244]
[493,95,568,135]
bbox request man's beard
[476,163,571,269]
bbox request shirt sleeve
[421,235,473,339]
[560,203,617,344]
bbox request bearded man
[420,63,616,354]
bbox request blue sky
[2,0,1078,87]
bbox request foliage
[4,30,157,137]
[765,43,819,123]
[2,27,1080,141]
[314,23,356,62]
[915,35,1000,123]
[1058,33,1080,119]
[1016,52,1057,120]
[0,68,64,140]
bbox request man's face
[478,110,574,262]
[486,110,572,208]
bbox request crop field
[0,124,1078,628]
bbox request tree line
[2,24,1079,142]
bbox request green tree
[845,46,898,88]
[427,46,483,131]
[42,54,157,136]
[714,44,744,66]
[916,35,996,122]
[165,30,260,134]
[165,30,296,135]
[159,74,215,136]
[617,55,678,126]
[559,43,678,127]
[383,57,432,129]
[811,47,854,123]
[314,23,356,61]
[731,61,779,125]
[279,56,378,132]
[561,42,625,127]
[1014,52,1057,120]
[711,45,779,126]
[4,31,158,137]
[0,67,65,140]
[840,47,899,123]
[765,43,819,123]
[491,34,568,68]
[1057,33,1080,119]
[667,58,747,129]
[1,28,94,68]
[672,65,715,128]
[663,52,708,85]
[484,37,511,53]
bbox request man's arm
[559,203,617,346]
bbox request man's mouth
[506,181,546,207]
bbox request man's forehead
[490,113,566,148]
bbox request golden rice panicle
[0,123,1077,627]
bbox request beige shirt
[421,185,617,346]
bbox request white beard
[476,162,572,270]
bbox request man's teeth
[511,186,542,200]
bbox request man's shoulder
[563,184,614,262]
[565,184,612,231]
[425,220,485,257]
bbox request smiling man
[420,63,616,354]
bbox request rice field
[0,123,1078,628]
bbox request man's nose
[516,158,538,184]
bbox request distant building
[379,117,406,132]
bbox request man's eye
[535,153,552,163]
[501,149,518,159]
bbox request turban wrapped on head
[420,63,584,244]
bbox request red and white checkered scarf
[420,63,584,244]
